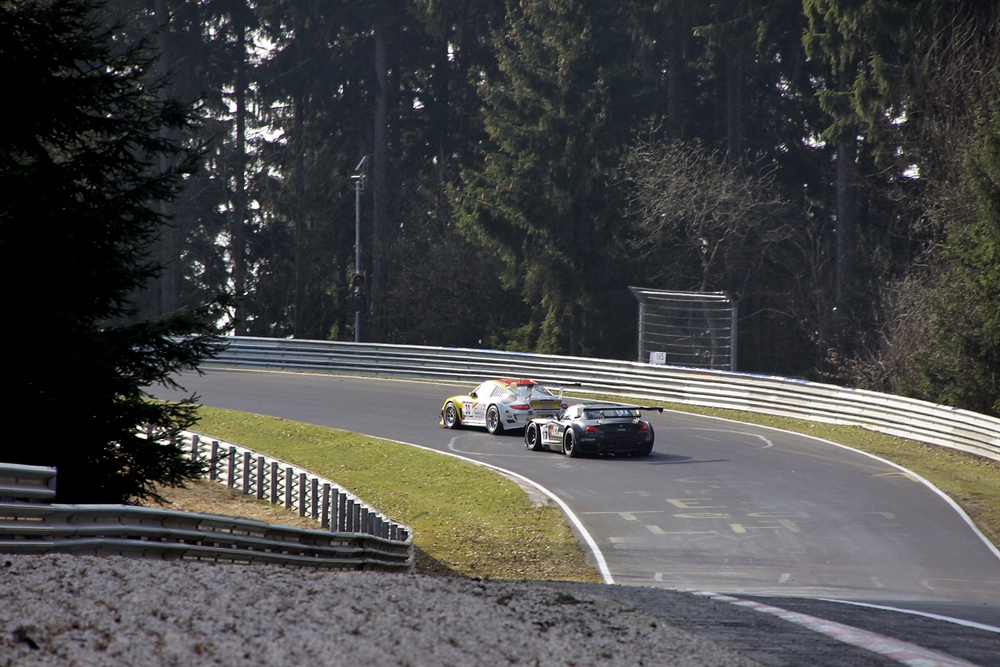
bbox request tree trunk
[232,17,248,336]
[372,20,389,342]
[154,0,175,316]
[293,94,305,338]
[726,52,741,167]
[835,138,856,304]
[667,11,681,138]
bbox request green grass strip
[194,406,603,582]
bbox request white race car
[439,379,568,434]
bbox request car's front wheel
[564,430,580,458]
[443,402,460,429]
[486,405,504,435]
[525,422,542,451]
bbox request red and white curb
[688,591,980,667]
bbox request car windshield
[512,384,553,398]
[584,408,639,420]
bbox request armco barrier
[206,336,1000,462]
[182,431,410,542]
[0,501,411,570]
[1,444,413,570]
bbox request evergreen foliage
[1,0,223,502]
[17,0,998,416]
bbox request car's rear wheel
[443,402,460,429]
[525,423,542,451]
[564,430,580,458]
[486,405,503,435]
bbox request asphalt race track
[157,368,1000,660]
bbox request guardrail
[0,462,57,502]
[1,443,413,570]
[182,431,409,542]
[0,501,410,570]
[206,336,1000,462]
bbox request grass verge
[171,406,603,583]
[575,392,1000,550]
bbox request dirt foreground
[0,553,761,667]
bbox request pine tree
[454,0,651,357]
[1,0,223,503]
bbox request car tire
[635,443,654,456]
[486,405,504,435]
[525,423,542,451]
[443,402,460,429]
[564,430,580,458]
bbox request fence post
[298,472,308,517]
[270,461,279,504]
[339,494,348,532]
[190,434,200,461]
[311,478,319,520]
[346,499,355,532]
[285,467,294,510]
[322,484,330,529]
[361,507,369,535]
[227,446,237,488]
[210,441,220,481]
[257,456,266,500]
[242,451,252,494]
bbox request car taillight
[561,403,569,410]
[638,423,648,431]
[510,403,530,410]
[585,426,603,433]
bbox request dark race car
[524,402,663,457]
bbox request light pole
[352,156,368,343]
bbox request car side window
[492,386,505,398]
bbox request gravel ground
[1,554,762,667]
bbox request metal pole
[355,177,362,343]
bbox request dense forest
[114,0,999,415]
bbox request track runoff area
[159,369,1000,667]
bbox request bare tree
[623,137,791,293]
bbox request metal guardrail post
[321,484,330,528]
[311,478,319,520]
[210,441,219,481]
[242,451,251,494]
[190,434,200,461]
[298,472,307,517]
[270,461,279,504]
[227,447,237,489]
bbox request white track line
[662,407,1000,563]
[376,435,614,584]
[689,591,981,667]
[817,598,1000,634]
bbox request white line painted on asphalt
[871,576,885,588]
[384,435,615,584]
[921,580,936,591]
[688,590,981,667]
[817,598,1000,634]
[665,408,1000,564]
[779,573,790,583]
[682,427,774,449]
